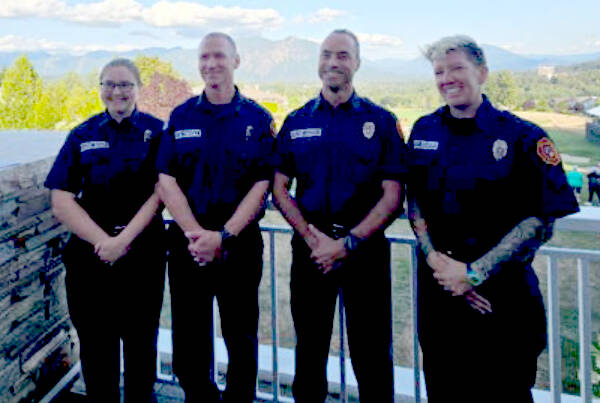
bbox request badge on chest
[492,139,508,161]
[362,121,375,139]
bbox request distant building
[537,65,555,80]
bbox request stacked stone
[0,158,75,402]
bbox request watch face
[344,235,355,252]
[468,272,482,286]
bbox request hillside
[1,37,600,83]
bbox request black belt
[322,223,349,240]
[109,225,126,236]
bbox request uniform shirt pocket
[292,136,323,175]
[174,137,204,169]
[80,148,110,185]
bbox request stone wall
[0,158,75,402]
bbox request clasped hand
[95,235,130,264]
[185,229,222,265]
[306,224,347,274]
[428,251,492,314]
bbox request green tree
[30,72,103,130]
[0,55,42,128]
[62,78,103,129]
[134,56,179,85]
[485,70,519,109]
[31,80,66,129]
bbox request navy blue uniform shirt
[156,89,275,230]
[407,95,579,262]
[275,92,407,230]
[45,110,164,231]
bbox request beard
[327,84,341,93]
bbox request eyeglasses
[100,81,136,91]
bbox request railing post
[578,258,592,403]
[211,299,217,386]
[410,244,422,403]
[270,230,280,402]
[338,290,348,403]
[547,255,562,403]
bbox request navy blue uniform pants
[417,253,547,403]
[63,226,166,403]
[589,184,600,203]
[290,233,394,403]
[167,226,263,403]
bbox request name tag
[80,141,109,153]
[290,128,322,140]
[174,129,202,140]
[414,140,439,150]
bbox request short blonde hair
[423,35,487,68]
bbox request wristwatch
[466,263,484,286]
[220,228,237,251]
[343,233,365,253]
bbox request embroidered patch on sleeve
[536,137,561,166]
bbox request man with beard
[272,29,407,403]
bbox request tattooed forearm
[407,196,435,257]
[471,217,554,281]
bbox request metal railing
[151,224,600,402]
[41,222,600,402]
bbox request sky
[1,0,599,60]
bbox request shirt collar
[439,94,497,131]
[311,90,362,114]
[196,86,243,115]
[99,108,141,129]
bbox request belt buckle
[112,225,126,236]
[331,224,346,240]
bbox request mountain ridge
[1,36,599,83]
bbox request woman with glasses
[45,58,166,402]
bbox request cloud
[588,39,600,48]
[499,42,525,52]
[129,30,161,39]
[357,33,403,47]
[0,34,143,53]
[0,0,283,31]
[63,0,143,24]
[307,8,348,23]
[0,0,66,18]
[143,2,283,30]
[0,35,64,51]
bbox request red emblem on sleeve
[536,138,561,166]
